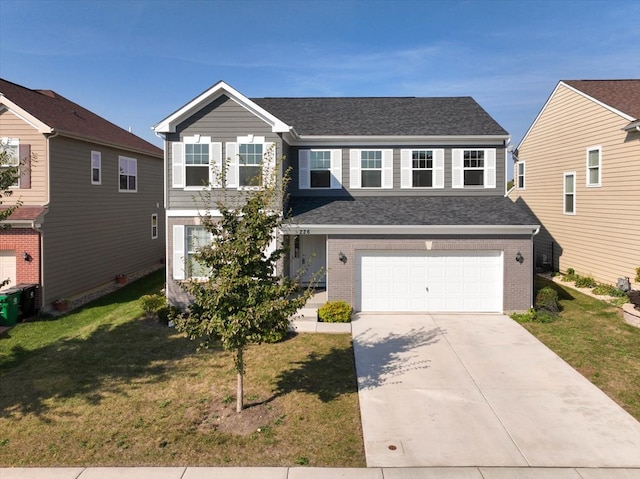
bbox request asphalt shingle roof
[0,78,162,157]
[253,97,508,137]
[287,196,538,227]
[564,80,640,120]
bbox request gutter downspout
[38,129,58,307]
[155,131,169,301]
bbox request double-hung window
[119,156,137,192]
[517,161,525,189]
[238,142,263,187]
[586,146,601,187]
[186,225,212,279]
[0,138,20,187]
[412,150,433,187]
[298,149,342,189]
[400,149,444,188]
[564,172,576,215]
[452,148,496,188]
[151,214,158,240]
[310,150,331,188]
[360,150,382,188]
[91,151,101,185]
[185,143,210,187]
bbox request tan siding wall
[0,109,48,204]
[42,136,165,304]
[512,84,640,287]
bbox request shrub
[636,267,640,284]
[628,290,640,310]
[157,305,182,325]
[574,276,597,288]
[140,294,166,319]
[592,283,628,298]
[510,309,537,323]
[535,287,559,314]
[318,300,352,323]
[561,268,577,282]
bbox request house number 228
[297,229,310,235]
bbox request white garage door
[356,251,503,312]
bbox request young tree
[0,149,25,288]
[174,156,316,413]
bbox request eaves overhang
[280,223,540,235]
[0,97,54,134]
[53,130,163,159]
[282,134,510,147]
[153,81,292,135]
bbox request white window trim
[232,135,276,190]
[91,150,101,185]
[0,137,20,188]
[563,171,576,215]
[118,156,137,193]
[349,149,393,189]
[516,161,525,190]
[452,148,496,189]
[586,145,601,187]
[299,149,342,190]
[400,149,444,189]
[151,214,158,240]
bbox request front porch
[288,288,351,334]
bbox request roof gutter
[51,130,163,159]
[281,224,540,235]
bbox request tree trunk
[236,347,244,412]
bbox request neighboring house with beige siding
[0,78,165,312]
[154,81,539,314]
[510,79,640,289]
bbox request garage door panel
[358,251,503,313]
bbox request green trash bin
[0,288,22,326]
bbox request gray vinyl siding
[288,144,506,197]
[42,136,164,304]
[167,95,283,209]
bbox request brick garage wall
[0,227,41,305]
[326,235,533,312]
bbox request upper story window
[564,172,576,215]
[151,214,158,240]
[298,149,342,189]
[119,156,137,192]
[516,161,525,189]
[91,151,101,185]
[586,146,601,187]
[0,138,20,187]
[400,149,445,188]
[238,142,263,187]
[349,149,392,189]
[185,143,210,187]
[452,148,496,189]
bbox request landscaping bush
[510,309,537,323]
[318,301,352,323]
[574,275,597,288]
[628,290,640,310]
[636,267,640,284]
[592,283,628,298]
[140,294,166,319]
[535,287,559,314]
[561,268,577,282]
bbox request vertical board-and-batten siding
[0,109,48,205]
[167,95,282,209]
[43,136,164,303]
[512,83,640,286]
[287,145,506,197]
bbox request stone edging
[622,303,640,329]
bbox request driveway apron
[352,313,640,468]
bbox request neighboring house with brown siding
[0,78,165,312]
[510,79,640,289]
[154,81,539,313]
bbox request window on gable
[238,142,263,187]
[119,156,137,192]
[564,172,575,214]
[463,150,484,186]
[412,150,433,187]
[0,137,20,187]
[186,225,212,278]
[91,150,101,185]
[185,143,210,187]
[517,161,525,189]
[361,150,382,188]
[586,146,601,187]
[310,150,331,188]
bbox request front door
[0,250,16,290]
[290,235,326,287]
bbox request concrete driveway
[352,313,640,468]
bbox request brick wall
[326,235,533,312]
[0,227,41,305]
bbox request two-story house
[0,78,165,311]
[154,81,539,313]
[510,80,640,289]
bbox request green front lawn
[0,270,364,466]
[522,277,640,420]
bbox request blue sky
[1,0,639,178]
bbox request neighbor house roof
[0,78,162,157]
[253,97,508,137]
[286,196,538,232]
[563,80,640,120]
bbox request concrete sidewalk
[352,313,640,468]
[2,466,639,478]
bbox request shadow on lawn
[0,317,199,419]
